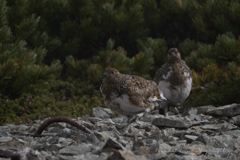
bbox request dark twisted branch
[34,117,93,136]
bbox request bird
[100,68,178,121]
[154,48,192,115]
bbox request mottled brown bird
[100,68,177,118]
[154,48,192,115]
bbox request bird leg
[121,112,146,136]
[159,102,169,117]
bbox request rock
[0,148,13,158]
[232,115,240,126]
[200,123,237,131]
[96,118,115,126]
[1,105,240,160]
[85,152,100,160]
[58,144,91,155]
[89,107,112,119]
[207,147,233,158]
[0,137,12,143]
[207,103,240,117]
[102,137,126,150]
[145,150,167,160]
[166,153,184,160]
[133,121,152,131]
[57,154,86,160]
[112,117,124,123]
[88,117,103,124]
[196,105,216,114]
[0,131,8,137]
[108,150,147,160]
[159,143,172,153]
[184,135,198,143]
[137,146,151,155]
[183,141,207,156]
[152,117,191,129]
[140,114,164,123]
[11,147,45,160]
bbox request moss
[0,79,104,125]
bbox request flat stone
[133,121,152,131]
[0,148,13,157]
[232,115,240,126]
[183,142,207,156]
[207,103,240,117]
[57,154,86,160]
[95,131,112,141]
[0,137,12,143]
[145,150,167,160]
[207,147,233,158]
[152,117,191,129]
[89,107,112,119]
[159,143,172,153]
[0,130,8,137]
[11,147,44,160]
[111,117,124,123]
[85,152,100,160]
[58,144,91,155]
[88,117,103,123]
[102,137,126,150]
[196,105,216,114]
[108,150,147,160]
[200,123,237,131]
[185,135,198,143]
[140,115,164,123]
[137,146,151,155]
[47,137,59,144]
[96,118,115,126]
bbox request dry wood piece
[34,117,93,136]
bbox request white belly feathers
[158,78,192,104]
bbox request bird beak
[103,73,107,77]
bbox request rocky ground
[1,104,240,160]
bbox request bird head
[103,68,120,81]
[167,48,181,62]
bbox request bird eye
[111,71,115,74]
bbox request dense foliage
[1,0,240,124]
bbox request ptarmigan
[100,68,177,119]
[154,48,192,115]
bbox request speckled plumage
[154,48,192,104]
[100,68,168,116]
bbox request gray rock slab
[140,115,164,123]
[88,117,103,124]
[108,150,147,160]
[185,135,198,143]
[0,137,12,143]
[102,137,126,150]
[0,148,13,158]
[183,141,207,156]
[207,103,240,117]
[232,115,240,126]
[152,117,191,129]
[196,105,216,114]
[111,117,124,123]
[58,144,91,155]
[200,123,237,131]
[89,107,112,119]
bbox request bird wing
[125,75,164,104]
[179,60,192,78]
[153,63,172,82]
